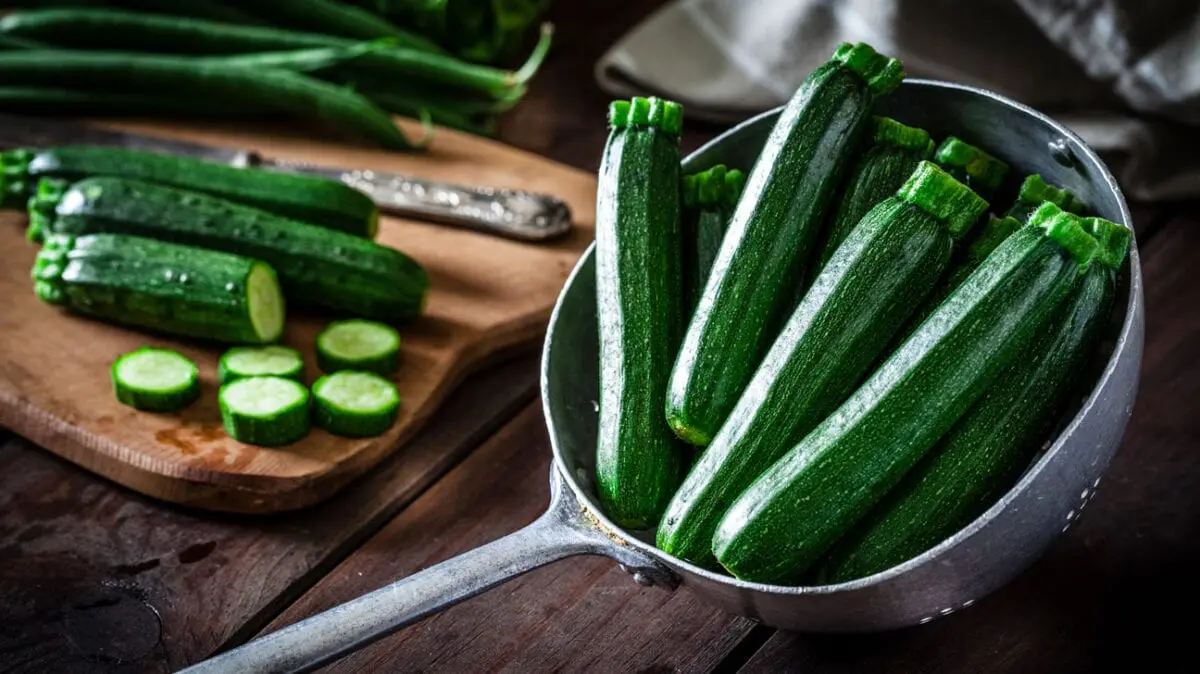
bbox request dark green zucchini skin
[817,258,1118,583]
[595,97,687,530]
[656,162,987,567]
[29,177,427,323]
[712,204,1100,584]
[33,232,280,344]
[1,146,379,237]
[666,43,903,447]
[814,116,933,273]
[682,164,744,313]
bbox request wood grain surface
[0,117,595,514]
[0,357,538,672]
[266,403,759,674]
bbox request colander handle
[179,468,671,674]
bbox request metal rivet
[632,572,654,587]
[1048,138,1077,168]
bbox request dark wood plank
[0,356,538,672]
[264,403,756,673]
[737,215,1200,674]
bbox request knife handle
[331,167,574,242]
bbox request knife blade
[0,114,573,242]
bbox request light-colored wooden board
[0,118,595,514]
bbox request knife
[0,114,572,242]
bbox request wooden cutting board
[0,118,595,514]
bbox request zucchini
[932,137,1008,199]
[33,232,285,344]
[712,202,1101,584]
[112,347,201,412]
[1005,174,1087,224]
[312,370,401,437]
[219,345,306,384]
[1,146,380,237]
[219,376,311,446]
[595,96,687,530]
[813,116,934,273]
[316,319,401,375]
[29,177,428,323]
[667,42,904,446]
[657,162,987,566]
[817,216,1128,583]
[681,164,744,313]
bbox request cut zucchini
[111,347,200,412]
[219,345,305,384]
[316,319,401,375]
[312,370,401,437]
[219,376,311,446]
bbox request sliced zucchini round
[218,345,305,384]
[312,371,401,438]
[219,376,310,446]
[111,347,200,412]
[316,319,401,375]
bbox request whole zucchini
[657,162,987,566]
[595,97,687,530]
[1004,174,1087,224]
[29,177,427,323]
[813,116,934,273]
[1,146,379,237]
[681,164,744,313]
[34,232,285,344]
[817,216,1129,583]
[713,202,1101,584]
[933,136,1008,200]
[666,42,904,446]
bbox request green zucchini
[712,202,1101,584]
[29,177,428,323]
[219,345,306,384]
[657,162,987,566]
[932,137,1008,199]
[220,376,311,446]
[112,347,201,412]
[1005,174,1087,224]
[595,96,687,530]
[316,319,401,375]
[1,146,380,237]
[33,232,285,344]
[312,370,401,437]
[666,42,904,447]
[681,164,745,313]
[813,116,934,273]
[818,216,1129,582]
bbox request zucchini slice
[219,345,305,384]
[219,376,311,446]
[312,371,401,437]
[316,319,401,375]
[111,347,200,412]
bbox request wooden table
[3,3,1198,672]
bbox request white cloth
[596,0,1200,201]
